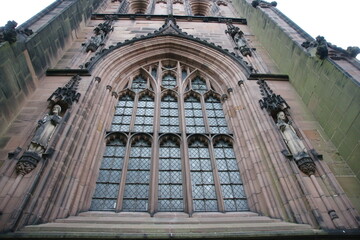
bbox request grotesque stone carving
[252,0,277,8]
[85,20,114,52]
[225,23,251,56]
[0,20,18,43]
[301,36,328,60]
[16,105,62,175]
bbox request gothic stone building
[0,0,359,239]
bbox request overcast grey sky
[0,0,359,51]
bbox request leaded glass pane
[158,139,183,212]
[214,140,248,211]
[185,97,205,134]
[189,140,218,212]
[90,140,125,211]
[123,139,151,212]
[134,95,154,133]
[162,74,177,88]
[205,96,229,134]
[192,76,207,94]
[131,76,147,92]
[160,95,180,133]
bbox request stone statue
[276,111,315,175]
[28,105,62,155]
[277,112,307,158]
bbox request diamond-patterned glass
[214,140,248,211]
[123,140,151,212]
[90,139,125,211]
[189,140,218,212]
[160,95,179,133]
[205,96,229,134]
[134,95,154,133]
[158,139,183,212]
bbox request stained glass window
[184,96,205,134]
[134,94,154,133]
[214,140,248,211]
[111,95,133,132]
[205,96,228,134]
[92,61,247,214]
[160,95,179,133]
[123,139,151,211]
[158,139,183,211]
[189,139,218,211]
[90,138,125,211]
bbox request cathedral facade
[0,0,359,239]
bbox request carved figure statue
[277,111,307,159]
[276,111,315,175]
[28,105,62,155]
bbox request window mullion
[115,136,132,212]
[208,139,225,212]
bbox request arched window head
[160,93,179,133]
[131,75,147,92]
[192,76,207,94]
[189,0,210,16]
[205,94,228,134]
[134,93,154,133]
[129,0,150,14]
[184,94,205,134]
[111,94,134,132]
[123,136,152,211]
[162,74,177,88]
[158,136,183,211]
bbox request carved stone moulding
[15,151,42,175]
[294,156,316,176]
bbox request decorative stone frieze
[225,23,251,56]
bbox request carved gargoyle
[0,20,18,43]
[301,36,328,60]
[252,0,277,8]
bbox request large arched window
[92,60,248,213]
